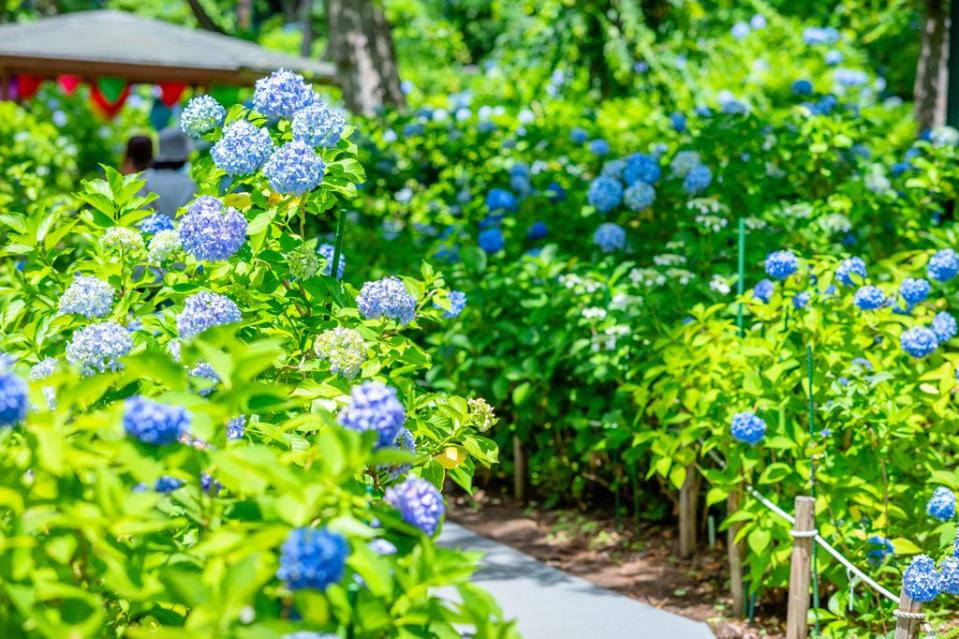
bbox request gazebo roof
[0,10,336,86]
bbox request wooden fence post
[727,487,746,615]
[786,496,816,639]
[893,588,924,639]
[679,463,699,557]
[512,435,526,503]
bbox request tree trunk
[186,0,225,34]
[325,0,406,115]
[301,0,314,58]
[915,0,950,130]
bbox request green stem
[736,217,745,338]
[331,208,346,281]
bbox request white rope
[789,529,818,538]
[893,610,926,621]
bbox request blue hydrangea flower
[66,321,133,374]
[901,327,939,358]
[190,363,219,397]
[180,95,226,138]
[671,151,701,177]
[933,311,957,342]
[683,164,712,194]
[58,275,115,318]
[793,291,812,309]
[731,411,766,445]
[903,555,940,603]
[434,291,466,319]
[589,139,610,156]
[29,358,56,381]
[276,527,348,591]
[385,477,445,537]
[836,257,867,286]
[369,538,397,556]
[176,291,242,340]
[792,79,813,95]
[731,22,750,39]
[314,328,366,378]
[179,196,247,262]
[866,535,894,565]
[929,249,959,282]
[765,250,799,280]
[670,112,686,133]
[226,415,246,440]
[338,381,406,448]
[928,486,956,521]
[587,177,624,213]
[825,49,843,65]
[546,182,565,201]
[317,243,345,279]
[527,221,548,240]
[485,188,517,213]
[381,427,416,481]
[623,153,661,185]
[593,223,626,253]
[571,128,588,144]
[211,120,273,176]
[803,26,839,46]
[939,556,959,595]
[854,286,886,311]
[0,362,28,428]
[624,182,656,211]
[291,101,346,148]
[900,278,931,307]
[356,276,417,325]
[254,69,314,118]
[123,396,190,445]
[753,279,775,303]
[262,141,326,195]
[154,476,184,493]
[601,160,625,180]
[478,228,505,254]
[139,213,175,235]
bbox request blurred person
[121,135,153,174]
[144,128,196,218]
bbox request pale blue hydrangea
[102,227,144,254]
[683,164,712,194]
[928,249,959,282]
[434,291,466,319]
[478,228,505,254]
[731,22,750,39]
[933,311,957,342]
[836,256,867,286]
[589,139,610,156]
[176,291,242,339]
[900,278,931,307]
[764,250,799,280]
[623,153,661,185]
[179,196,247,262]
[587,176,623,213]
[276,527,348,591]
[29,358,57,381]
[66,321,133,374]
[731,411,766,444]
[0,360,28,427]
[211,120,273,176]
[593,223,626,253]
[356,277,417,325]
[928,486,956,521]
[381,427,416,481]
[753,279,774,303]
[670,151,701,177]
[262,141,326,195]
[139,213,175,235]
[939,556,959,595]
[601,159,625,180]
[253,69,314,118]
[190,363,220,396]
[903,555,940,603]
[314,327,366,379]
[854,286,886,311]
[148,230,181,263]
[803,26,840,46]
[338,381,406,448]
[624,182,656,211]
[385,477,445,537]
[571,127,588,144]
[226,415,246,440]
[901,327,939,358]
[58,276,115,319]
[123,396,190,445]
[317,243,345,279]
[485,189,517,213]
[179,95,226,138]
[291,101,346,148]
[834,68,868,87]
[793,291,812,309]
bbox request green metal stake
[807,344,821,637]
[331,208,347,281]
[737,218,746,338]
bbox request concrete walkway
[438,522,715,639]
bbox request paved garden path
[437,522,715,638]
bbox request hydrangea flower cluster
[670,151,701,177]
[764,250,798,280]
[623,153,660,185]
[753,279,774,303]
[927,486,956,521]
[485,188,517,213]
[254,69,314,118]
[478,228,505,254]
[102,227,144,254]
[903,555,940,603]
[176,291,242,339]
[148,230,181,263]
[263,141,326,194]
[793,291,811,309]
[382,428,416,480]
[384,477,445,537]
[854,285,886,311]
[179,196,247,261]
[226,415,246,440]
[139,213,176,235]
[594,223,626,253]
[683,164,712,194]
[836,256,867,286]
[356,276,417,325]
[901,327,939,359]
[154,476,184,493]
[180,95,226,138]
[287,244,320,280]
[624,182,656,211]
[190,363,220,396]
[589,139,610,156]
[933,311,957,342]
[899,278,930,307]
[337,381,406,448]
[58,275,115,319]
[587,176,623,213]
[928,248,959,282]
[29,358,56,381]
[467,397,497,432]
[314,327,367,379]
[731,411,766,445]
[211,120,273,176]
[0,361,28,428]
[317,243,345,279]
[527,221,548,240]
[940,556,959,595]
[866,535,894,565]
[276,527,348,591]
[66,321,133,374]
[434,291,467,319]
[123,396,191,445]
[291,101,346,148]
